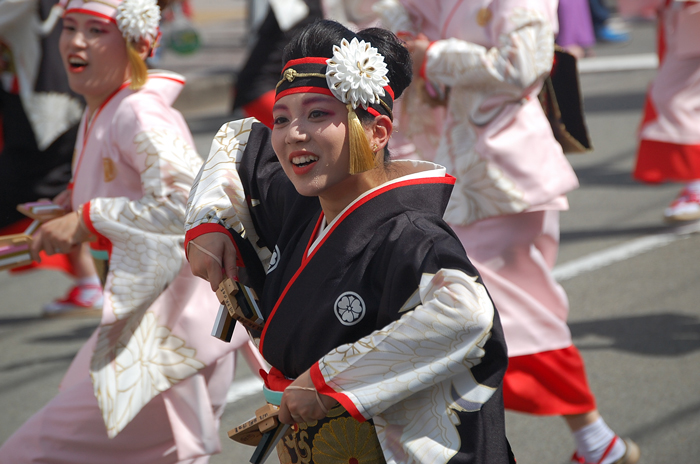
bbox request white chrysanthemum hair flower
[116,0,161,43]
[326,37,389,110]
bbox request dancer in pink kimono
[619,0,700,222]
[375,1,640,463]
[0,0,263,462]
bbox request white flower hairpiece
[326,37,389,110]
[116,0,160,43]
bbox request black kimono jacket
[185,118,514,464]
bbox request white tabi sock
[572,417,626,464]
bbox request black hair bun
[355,27,412,99]
[283,20,413,99]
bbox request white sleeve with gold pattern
[425,9,554,94]
[88,128,203,320]
[316,269,497,464]
[185,117,272,267]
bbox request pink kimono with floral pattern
[378,0,597,416]
[0,71,263,464]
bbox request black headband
[275,57,394,120]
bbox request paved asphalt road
[1,6,699,464]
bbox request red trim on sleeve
[81,201,112,256]
[81,201,99,237]
[184,223,231,256]
[183,223,243,267]
[81,201,94,233]
[419,41,436,81]
[310,362,366,422]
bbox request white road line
[227,376,264,403]
[553,221,700,282]
[578,53,658,74]
[553,234,681,281]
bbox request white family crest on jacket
[317,270,497,464]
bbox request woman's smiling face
[59,12,130,109]
[271,93,354,198]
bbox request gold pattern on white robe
[87,128,207,436]
[91,312,206,438]
[186,118,272,267]
[317,270,496,464]
[423,9,553,95]
[383,5,561,226]
[441,118,528,224]
[91,129,201,319]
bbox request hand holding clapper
[212,279,289,463]
[211,277,264,341]
[228,403,291,464]
[0,201,65,271]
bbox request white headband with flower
[116,0,160,43]
[326,38,390,110]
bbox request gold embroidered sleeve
[424,9,554,93]
[185,118,272,268]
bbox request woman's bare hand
[30,211,92,261]
[278,369,338,424]
[187,232,238,291]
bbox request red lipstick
[288,150,320,176]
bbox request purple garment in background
[557,0,596,47]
